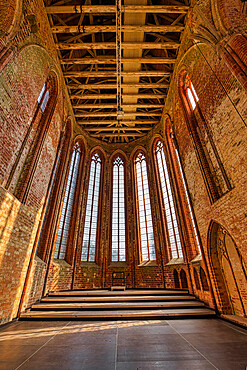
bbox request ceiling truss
[45,0,189,143]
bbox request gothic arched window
[134,152,156,261]
[54,142,82,259]
[154,140,183,259]
[81,152,102,262]
[111,156,126,262]
[179,72,231,203]
[12,73,58,204]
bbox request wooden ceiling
[45,0,189,143]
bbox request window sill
[53,258,72,267]
[109,261,128,268]
[166,257,184,266]
[80,261,100,268]
[138,260,157,267]
[34,255,47,265]
[191,254,202,263]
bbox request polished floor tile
[0,318,246,369]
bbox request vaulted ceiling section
[45,0,189,143]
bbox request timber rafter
[45,0,190,143]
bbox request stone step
[32,301,204,311]
[49,289,189,297]
[41,295,196,303]
[20,307,216,320]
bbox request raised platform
[20,289,216,320]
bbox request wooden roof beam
[73,103,163,109]
[46,5,189,14]
[60,57,176,64]
[86,127,151,132]
[64,71,171,78]
[77,120,158,125]
[56,42,180,50]
[75,112,161,117]
[51,24,184,33]
[67,83,169,89]
[70,94,166,99]
[90,133,145,138]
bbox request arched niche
[180,268,188,289]
[208,221,247,316]
[0,0,22,48]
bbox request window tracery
[54,142,81,259]
[111,156,126,262]
[81,152,102,262]
[134,152,156,261]
[154,140,183,259]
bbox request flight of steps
[20,289,215,320]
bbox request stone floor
[0,318,247,369]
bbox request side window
[54,142,81,259]
[81,153,102,262]
[111,156,126,262]
[154,140,183,259]
[134,152,156,261]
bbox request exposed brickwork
[0,0,246,326]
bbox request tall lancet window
[154,140,183,259]
[81,153,102,262]
[135,152,156,261]
[54,142,81,259]
[112,156,126,261]
[185,76,199,111]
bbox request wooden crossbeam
[61,57,176,65]
[75,112,161,117]
[51,25,184,34]
[86,127,151,132]
[64,71,171,78]
[91,133,145,137]
[73,103,162,109]
[70,94,166,99]
[46,5,189,14]
[77,120,158,125]
[57,42,180,50]
[67,83,169,89]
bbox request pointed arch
[180,269,188,289]
[208,221,247,316]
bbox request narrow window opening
[54,142,81,259]
[155,141,183,259]
[112,156,126,262]
[135,152,156,261]
[37,83,46,104]
[186,78,199,111]
[41,90,50,112]
[81,153,102,262]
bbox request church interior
[0,0,247,368]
